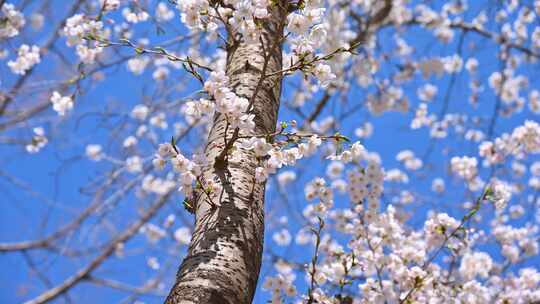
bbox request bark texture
[165,4,286,304]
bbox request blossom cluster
[142,175,176,195]
[479,120,540,165]
[263,269,297,302]
[63,14,107,63]
[122,7,149,23]
[7,44,40,75]
[486,179,512,210]
[177,0,269,43]
[0,3,25,39]
[450,155,486,192]
[424,212,461,249]
[286,2,337,87]
[396,150,423,171]
[177,0,335,87]
[250,134,323,182]
[152,143,207,196]
[86,144,103,161]
[50,91,74,116]
[492,221,539,264]
[99,0,120,12]
[262,132,538,303]
[203,70,254,132]
[25,127,48,154]
[183,70,256,132]
[137,218,191,265]
[293,198,540,304]
[340,145,384,220]
[451,155,478,180]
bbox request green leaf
[483,187,493,200]
[183,199,195,214]
[171,136,179,154]
[334,132,350,142]
[435,225,446,235]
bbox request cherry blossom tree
[1,0,540,304]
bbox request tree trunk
[165,4,286,304]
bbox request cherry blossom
[7,44,40,75]
[4,1,540,303]
[0,3,25,39]
[49,91,73,116]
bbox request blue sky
[1,0,540,303]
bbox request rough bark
[165,4,286,304]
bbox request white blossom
[0,3,25,38]
[140,223,166,244]
[488,180,512,210]
[63,14,104,63]
[459,251,493,280]
[86,144,103,161]
[7,44,40,75]
[123,8,149,23]
[174,227,192,245]
[26,127,48,153]
[126,156,143,173]
[99,0,120,11]
[156,2,175,22]
[313,63,336,88]
[272,229,292,246]
[147,257,160,270]
[277,171,296,187]
[50,91,74,116]
[417,83,437,102]
[451,156,478,180]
